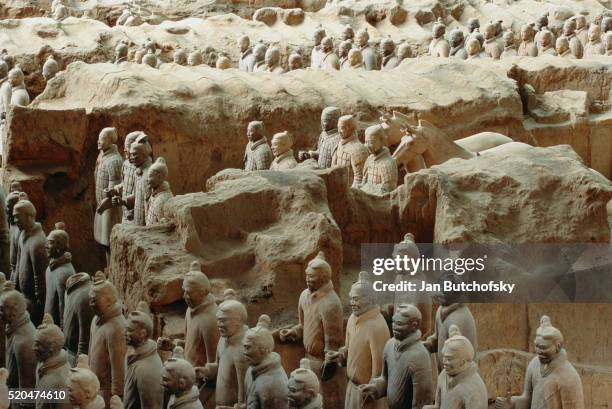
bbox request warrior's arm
[322,300,343,352]
[290,296,305,340]
[510,364,534,409]
[371,351,389,399]
[109,325,127,396]
[32,242,48,306]
[202,321,219,364]
[235,354,249,404]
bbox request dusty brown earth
[2,0,612,406]
[5,56,612,293]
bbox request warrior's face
[535,335,560,364]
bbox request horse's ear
[418,119,436,129]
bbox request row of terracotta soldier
[0,129,172,334]
[430,14,612,59]
[243,109,398,195]
[0,56,31,157]
[93,128,174,257]
[115,12,612,74]
[0,231,585,409]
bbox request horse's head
[379,111,419,146]
[392,134,416,163]
[394,125,428,155]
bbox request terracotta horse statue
[392,119,514,171]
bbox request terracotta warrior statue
[126,133,153,226]
[500,31,518,58]
[359,304,433,409]
[124,304,164,409]
[385,233,432,337]
[195,293,249,408]
[88,273,127,407]
[109,130,139,223]
[244,315,288,409]
[63,272,94,363]
[605,32,612,56]
[320,37,340,71]
[7,191,26,280]
[173,47,187,65]
[356,29,377,70]
[8,68,29,107]
[94,127,122,255]
[538,30,557,56]
[0,60,10,126]
[161,262,218,368]
[518,24,538,57]
[466,18,480,42]
[584,25,604,57]
[288,360,323,409]
[142,50,158,68]
[215,53,232,71]
[244,121,273,171]
[145,157,173,226]
[253,43,268,72]
[423,278,477,372]
[0,271,5,367]
[534,13,554,50]
[494,20,504,46]
[42,55,59,80]
[428,19,450,57]
[68,355,106,409]
[397,42,412,62]
[602,16,612,36]
[238,35,256,72]
[423,326,487,409]
[347,49,365,71]
[298,106,341,169]
[483,22,503,59]
[466,37,482,60]
[115,5,142,26]
[43,222,75,327]
[331,115,369,188]
[288,53,303,71]
[326,272,390,409]
[34,314,71,409]
[310,27,327,69]
[561,18,583,59]
[270,131,298,171]
[13,199,48,325]
[449,29,467,59]
[338,40,353,70]
[265,46,285,74]
[162,356,203,409]
[495,316,584,409]
[471,28,485,57]
[380,38,399,71]
[360,125,398,194]
[556,37,574,59]
[574,14,588,47]
[0,188,8,276]
[279,252,344,409]
[115,41,129,64]
[0,283,37,395]
[0,51,14,71]
[188,50,203,67]
[342,25,355,43]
